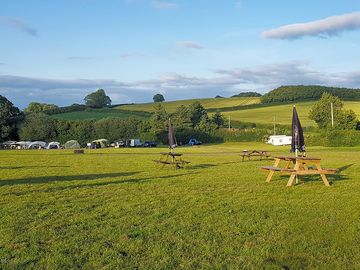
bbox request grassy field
[117,97,261,113]
[51,98,360,127]
[0,143,359,269]
[220,101,360,127]
[51,108,150,120]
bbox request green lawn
[117,97,261,113]
[0,143,359,269]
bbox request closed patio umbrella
[291,105,305,155]
[168,118,177,152]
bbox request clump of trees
[261,85,360,103]
[24,102,59,114]
[309,93,358,130]
[231,92,262,97]
[0,95,24,142]
[153,94,165,103]
[84,89,112,108]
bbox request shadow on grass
[0,165,71,169]
[186,164,218,170]
[9,173,198,195]
[338,163,354,172]
[0,172,140,186]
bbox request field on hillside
[50,108,150,120]
[1,143,359,269]
[52,98,360,127]
[117,97,261,113]
[219,101,360,127]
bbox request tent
[47,141,61,149]
[64,140,81,149]
[28,141,47,149]
[91,139,109,148]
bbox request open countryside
[51,98,360,127]
[2,1,360,269]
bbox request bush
[307,130,360,147]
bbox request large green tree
[0,95,24,142]
[188,101,208,128]
[84,89,112,108]
[153,93,165,102]
[309,93,358,129]
[19,113,56,141]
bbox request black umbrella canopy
[168,118,177,150]
[291,106,305,153]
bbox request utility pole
[331,103,334,128]
[273,116,276,135]
[228,115,231,130]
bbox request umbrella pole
[295,149,299,184]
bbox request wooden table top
[160,152,183,157]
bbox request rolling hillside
[51,97,360,127]
[116,97,261,113]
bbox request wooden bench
[242,150,270,161]
[261,156,338,186]
[73,149,84,154]
[153,152,190,169]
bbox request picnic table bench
[242,150,270,161]
[261,156,337,186]
[153,152,190,169]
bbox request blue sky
[1,0,360,108]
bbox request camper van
[129,139,142,147]
[267,135,292,146]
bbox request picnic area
[0,142,359,269]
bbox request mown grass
[0,143,359,269]
[117,97,261,113]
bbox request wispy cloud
[2,61,360,108]
[152,0,177,9]
[0,16,37,36]
[176,41,204,50]
[262,12,360,40]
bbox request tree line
[261,85,360,103]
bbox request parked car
[188,138,202,146]
[143,141,157,147]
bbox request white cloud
[262,12,360,40]
[176,41,203,50]
[0,16,37,36]
[152,0,177,9]
[2,61,360,108]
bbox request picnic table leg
[266,158,280,183]
[315,163,331,186]
[287,162,300,187]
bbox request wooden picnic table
[261,156,337,187]
[153,152,190,169]
[242,150,270,161]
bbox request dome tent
[28,141,47,149]
[64,140,81,149]
[91,139,109,148]
[47,141,61,149]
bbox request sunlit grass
[0,143,359,269]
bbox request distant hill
[116,97,261,113]
[231,92,262,97]
[261,85,360,103]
